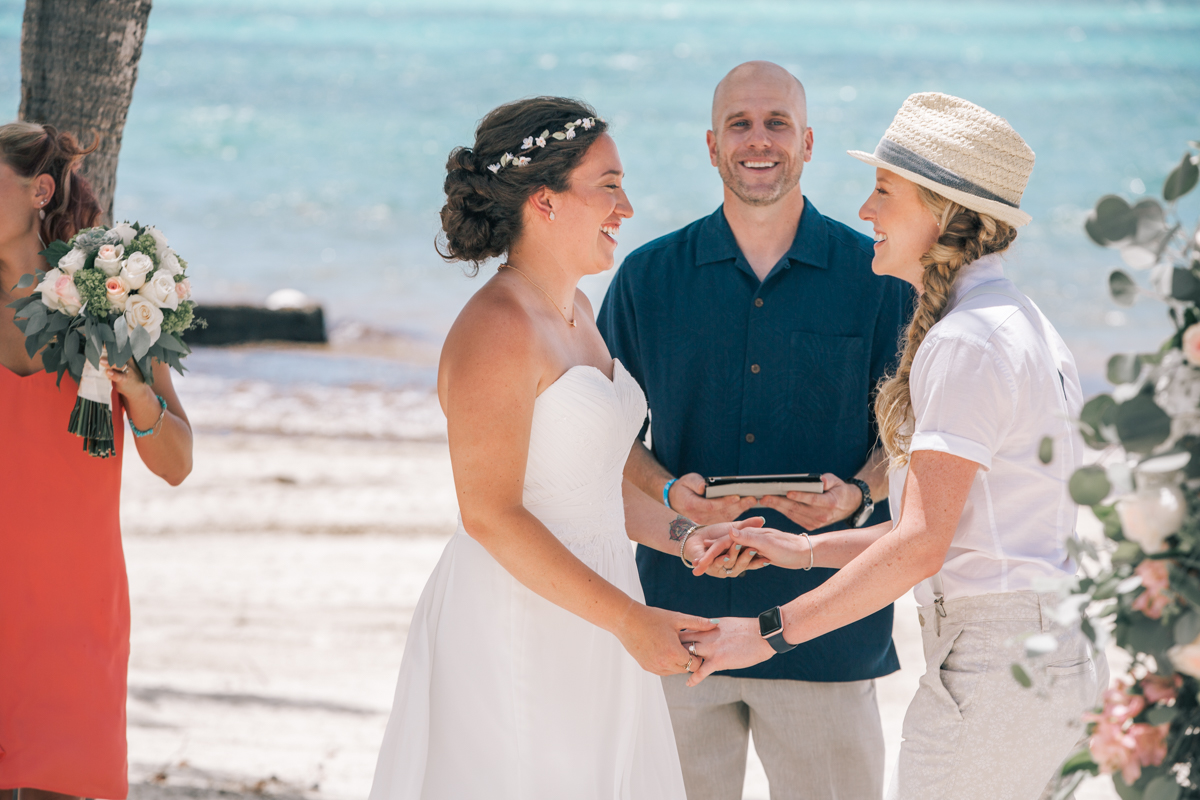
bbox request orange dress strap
[0,367,130,799]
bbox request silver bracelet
[800,532,813,570]
[679,523,701,568]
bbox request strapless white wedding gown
[369,359,687,800]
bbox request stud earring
[549,211,555,221]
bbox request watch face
[759,606,783,638]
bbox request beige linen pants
[662,673,885,800]
[891,591,1107,800]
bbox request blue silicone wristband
[663,477,678,509]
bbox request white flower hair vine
[486,117,599,175]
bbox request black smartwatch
[758,606,797,654]
[848,478,874,528]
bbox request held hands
[684,517,774,579]
[614,602,718,677]
[679,616,776,686]
[669,473,758,525]
[758,473,862,531]
[725,525,815,571]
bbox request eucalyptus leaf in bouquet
[5,222,200,457]
[1052,140,1200,799]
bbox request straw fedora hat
[848,92,1034,228]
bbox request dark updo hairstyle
[0,121,103,244]
[438,96,609,274]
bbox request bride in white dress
[369,98,763,800]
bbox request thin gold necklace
[499,263,577,328]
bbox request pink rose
[1131,559,1173,619]
[174,277,192,303]
[53,273,82,316]
[95,243,125,277]
[1141,674,1181,705]
[105,275,130,312]
[1184,323,1200,366]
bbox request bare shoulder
[439,278,546,401]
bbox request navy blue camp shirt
[598,199,913,682]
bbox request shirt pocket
[787,331,867,421]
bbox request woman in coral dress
[0,122,193,800]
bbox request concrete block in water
[187,304,327,345]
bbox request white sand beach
[121,352,1121,800]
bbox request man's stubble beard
[715,146,804,208]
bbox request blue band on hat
[874,138,1019,209]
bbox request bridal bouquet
[7,222,197,458]
[1048,140,1200,800]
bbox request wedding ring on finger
[688,642,698,657]
[684,655,695,673]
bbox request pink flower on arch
[1132,559,1174,619]
[1141,674,1182,705]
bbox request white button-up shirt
[887,253,1085,605]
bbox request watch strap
[758,606,798,654]
[848,477,873,528]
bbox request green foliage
[1068,137,1200,796]
[1111,270,1139,306]
[1163,151,1199,203]
[1070,465,1111,505]
[72,269,114,318]
[1081,394,1118,448]
[1060,749,1100,777]
[127,231,159,263]
[162,301,195,336]
[1109,354,1144,385]
[39,239,71,269]
[1114,394,1172,453]
[1010,663,1032,688]
[1039,436,1054,464]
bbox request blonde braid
[875,186,1019,470]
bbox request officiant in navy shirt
[598,63,912,800]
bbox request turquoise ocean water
[2,0,1200,390]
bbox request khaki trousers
[891,591,1107,800]
[662,674,885,800]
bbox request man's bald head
[712,61,807,131]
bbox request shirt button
[750,364,760,374]
[754,298,764,308]
[745,433,755,443]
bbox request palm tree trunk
[19,0,153,224]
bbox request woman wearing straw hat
[682,93,1107,798]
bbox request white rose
[143,270,180,310]
[174,277,192,303]
[120,251,155,290]
[105,274,131,312]
[36,267,66,312]
[159,249,183,277]
[94,243,125,277]
[57,247,88,276]
[1117,485,1186,554]
[111,222,138,246]
[124,294,164,345]
[145,226,170,258]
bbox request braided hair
[875,184,1018,470]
